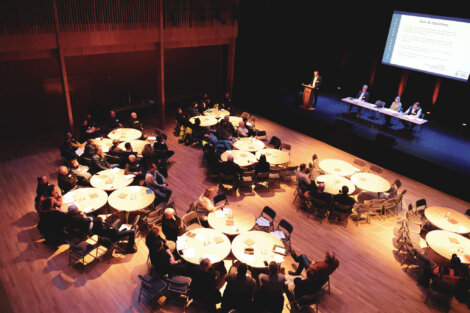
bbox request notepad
[273,254,284,263]
[226,220,234,226]
[118,193,128,199]
[119,224,131,231]
[244,238,255,246]
[270,230,286,240]
[146,188,153,194]
[89,193,98,199]
[124,174,135,180]
[75,147,84,157]
[213,236,224,244]
[105,179,113,185]
[256,217,270,227]
[147,136,156,141]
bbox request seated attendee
[141,143,156,168]
[79,119,99,142]
[350,84,370,115]
[146,224,168,251]
[384,96,402,126]
[148,235,186,277]
[91,216,136,254]
[242,116,256,137]
[189,118,205,143]
[286,268,320,299]
[222,115,235,137]
[37,184,63,213]
[67,204,93,239]
[333,186,356,208]
[145,163,172,203]
[108,140,124,156]
[60,139,78,161]
[222,263,256,313]
[64,131,81,149]
[296,163,317,193]
[35,175,53,204]
[255,154,270,176]
[200,92,211,105]
[124,154,144,184]
[83,139,97,159]
[289,250,339,281]
[309,177,332,203]
[215,119,233,141]
[256,262,285,313]
[190,258,222,311]
[176,107,185,126]
[108,110,123,130]
[86,113,100,130]
[161,208,183,242]
[128,112,144,131]
[197,187,225,223]
[189,102,201,117]
[204,144,220,175]
[402,101,423,130]
[91,148,112,173]
[220,92,232,111]
[153,135,175,160]
[37,204,68,245]
[200,101,208,112]
[219,154,243,188]
[431,254,464,289]
[58,166,78,193]
[237,121,250,137]
[70,158,92,183]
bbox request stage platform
[239,89,470,202]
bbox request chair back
[261,206,276,221]
[415,199,427,211]
[353,159,366,170]
[187,200,198,213]
[131,215,140,229]
[241,112,250,119]
[138,275,154,293]
[278,219,293,235]
[311,197,328,208]
[280,143,291,151]
[369,165,383,174]
[255,130,267,138]
[248,115,257,126]
[182,211,200,227]
[393,179,402,190]
[213,193,228,205]
[219,173,236,183]
[332,202,352,214]
[254,172,269,182]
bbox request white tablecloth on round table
[221,150,258,167]
[319,159,359,177]
[426,230,470,264]
[233,137,265,152]
[350,173,390,193]
[107,186,155,212]
[90,168,134,191]
[107,128,142,141]
[231,231,285,268]
[189,115,218,127]
[61,187,108,214]
[176,228,231,265]
[424,207,470,235]
[255,149,290,165]
[316,175,355,195]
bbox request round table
[229,116,243,128]
[61,187,108,214]
[176,228,231,265]
[207,205,256,236]
[90,137,114,153]
[204,108,230,118]
[424,207,470,235]
[350,173,390,193]
[319,159,359,177]
[426,230,470,264]
[232,231,285,268]
[108,128,142,141]
[189,115,218,127]
[316,175,355,195]
[118,139,149,155]
[90,168,134,191]
[108,185,155,214]
[233,137,265,152]
[255,149,290,166]
[221,150,258,167]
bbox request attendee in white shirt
[237,121,250,137]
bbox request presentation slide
[382,11,470,81]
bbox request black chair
[253,172,270,189]
[328,202,352,227]
[310,197,329,222]
[213,193,229,206]
[137,274,168,304]
[255,206,276,232]
[276,219,293,253]
[415,199,427,214]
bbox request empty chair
[253,172,270,189]
[166,275,192,302]
[241,112,250,120]
[137,274,168,304]
[382,178,402,199]
[310,197,329,222]
[328,202,352,227]
[213,193,229,206]
[182,211,203,231]
[248,115,257,127]
[268,166,282,188]
[239,170,254,192]
[280,143,292,156]
[119,215,141,239]
[352,202,371,226]
[255,206,276,232]
[353,159,366,172]
[280,165,298,182]
[276,219,293,253]
[255,130,267,140]
[415,199,427,214]
[369,164,383,174]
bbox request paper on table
[111,167,120,173]
[215,211,225,218]
[205,255,218,263]
[119,224,131,231]
[177,237,188,250]
[241,254,254,263]
[256,217,270,227]
[75,147,84,157]
[102,147,109,153]
[223,207,232,215]
[147,136,157,141]
[124,174,135,180]
[184,248,194,258]
[270,230,286,240]
[89,193,98,199]
[195,234,204,242]
[273,254,284,263]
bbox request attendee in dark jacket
[222,263,256,313]
[161,208,182,242]
[190,258,222,311]
[58,166,78,193]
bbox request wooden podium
[301,84,314,110]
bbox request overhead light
[462,123,468,127]
[337,86,342,90]
[426,111,431,115]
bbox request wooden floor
[1,111,469,313]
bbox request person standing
[311,70,322,108]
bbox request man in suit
[311,70,322,108]
[219,154,243,189]
[350,84,370,116]
[402,102,423,130]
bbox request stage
[239,89,470,202]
